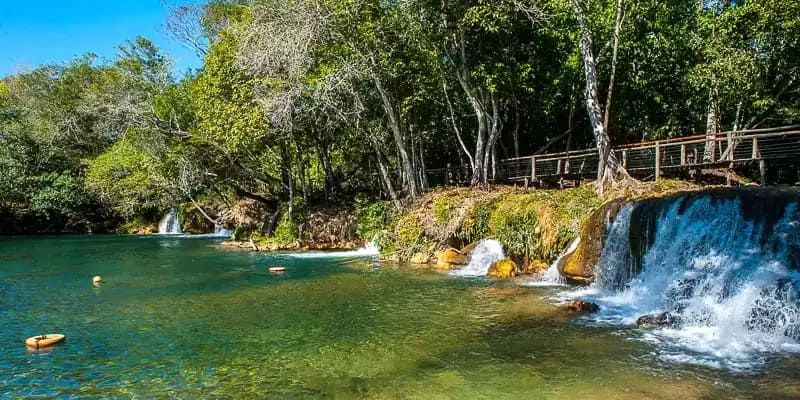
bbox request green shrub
[456,200,494,244]
[390,214,429,256]
[355,197,391,242]
[272,215,299,246]
[432,195,459,226]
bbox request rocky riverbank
[365,180,700,278]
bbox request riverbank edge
[219,180,705,276]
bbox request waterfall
[571,190,800,370]
[452,239,505,277]
[212,224,233,238]
[158,208,183,235]
[526,238,578,286]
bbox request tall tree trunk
[367,134,401,209]
[371,72,419,197]
[703,86,720,162]
[442,77,475,170]
[315,142,334,200]
[451,30,489,186]
[281,142,294,222]
[571,0,627,193]
[603,0,625,133]
[483,92,504,182]
[512,96,520,158]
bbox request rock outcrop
[435,248,468,270]
[558,199,627,284]
[636,312,680,329]
[488,258,518,279]
[565,300,599,313]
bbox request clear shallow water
[1,236,799,399]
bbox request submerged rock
[565,300,599,313]
[487,258,518,279]
[410,252,431,264]
[636,312,680,329]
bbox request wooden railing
[501,125,800,184]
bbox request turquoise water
[1,236,799,399]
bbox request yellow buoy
[25,334,65,349]
[92,276,102,286]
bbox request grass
[373,179,701,263]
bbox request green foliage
[489,195,543,259]
[390,214,428,256]
[381,187,601,261]
[272,215,299,247]
[432,196,460,226]
[252,214,299,248]
[354,197,391,242]
[2,0,799,235]
[28,172,89,217]
[456,201,493,244]
[85,135,166,217]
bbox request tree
[570,0,628,192]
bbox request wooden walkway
[501,125,800,185]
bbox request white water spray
[158,208,182,235]
[568,195,800,370]
[526,238,579,287]
[212,224,233,238]
[452,239,505,277]
[286,242,380,259]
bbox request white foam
[451,239,505,277]
[556,197,800,371]
[285,242,380,258]
[524,237,580,287]
[157,208,183,235]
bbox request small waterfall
[212,224,233,238]
[452,239,505,277]
[527,238,579,286]
[573,190,800,370]
[158,208,182,235]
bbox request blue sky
[0,0,202,78]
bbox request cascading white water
[525,238,578,287]
[212,224,233,238]
[158,208,183,235]
[452,239,505,277]
[569,194,800,370]
[286,242,380,258]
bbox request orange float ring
[26,334,65,349]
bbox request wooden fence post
[752,137,760,159]
[654,141,661,181]
[622,150,628,169]
[680,144,687,166]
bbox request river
[1,235,799,398]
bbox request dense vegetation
[0,0,798,234]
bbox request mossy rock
[437,248,467,265]
[459,241,480,257]
[488,258,518,279]
[558,199,627,284]
[410,252,431,264]
[523,258,550,274]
